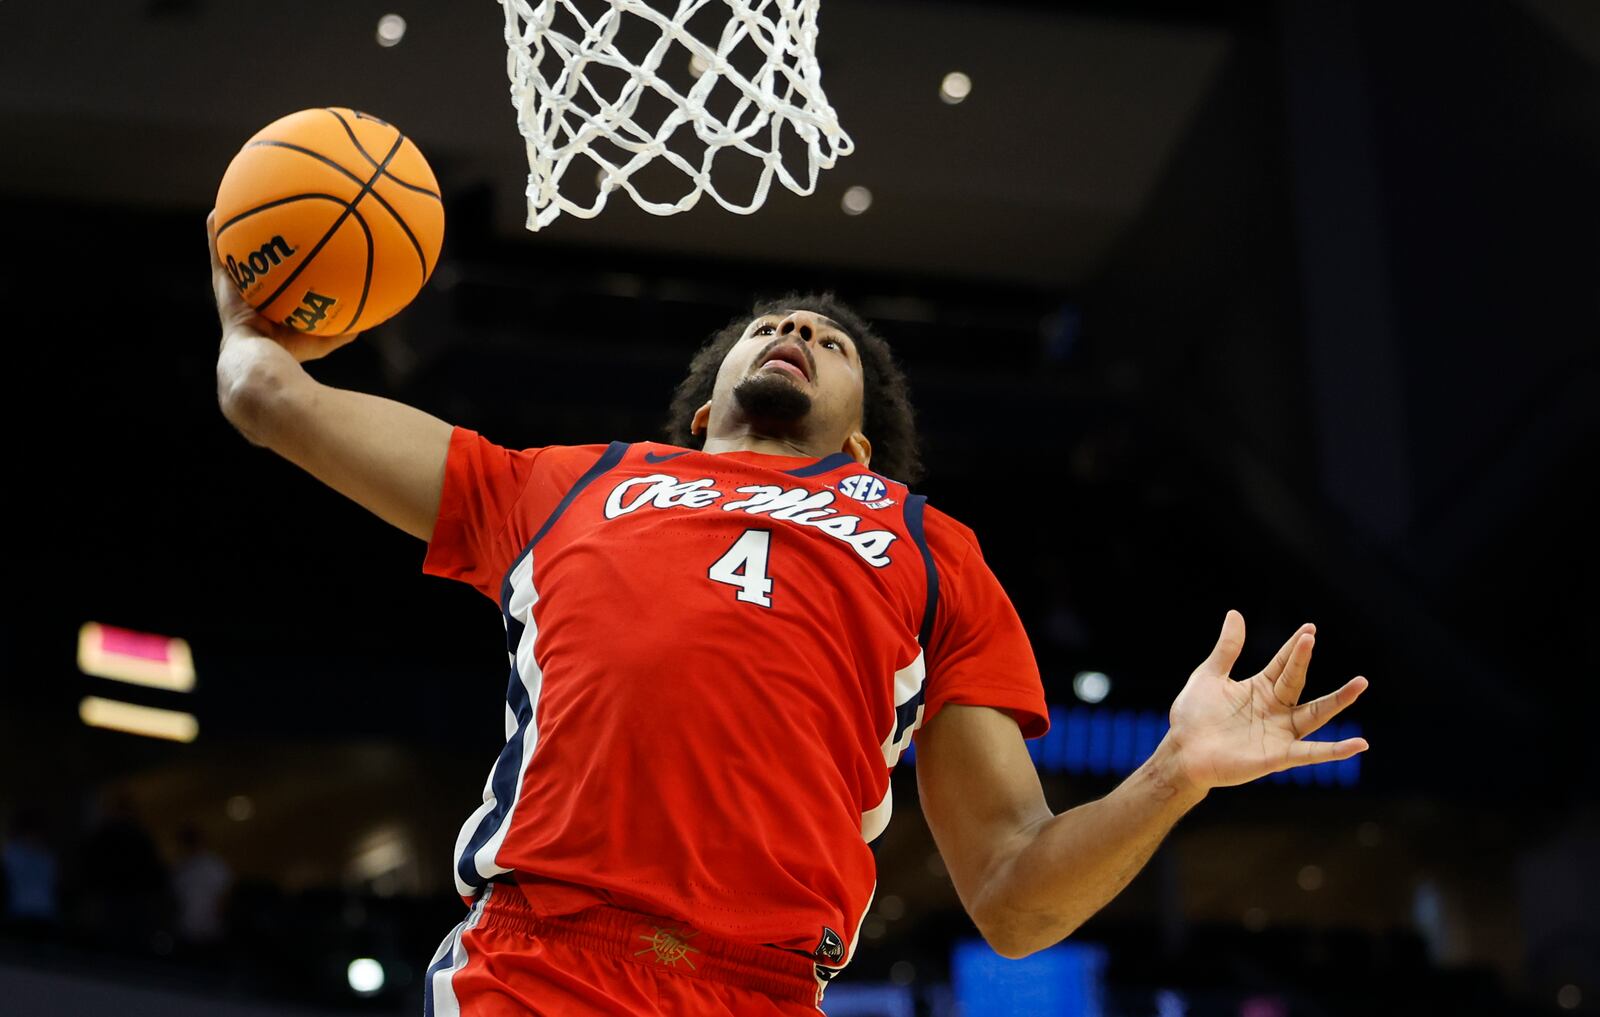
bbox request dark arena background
[3,1,1598,1015]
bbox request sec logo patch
[838,474,894,509]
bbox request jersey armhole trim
[888,494,940,748]
[904,494,940,649]
[783,451,857,477]
[497,441,631,611]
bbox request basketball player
[209,217,1370,1016]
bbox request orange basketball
[214,108,444,337]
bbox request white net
[500,0,854,230]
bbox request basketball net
[500,0,854,230]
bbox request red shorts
[423,884,825,1016]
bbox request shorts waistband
[475,884,821,1007]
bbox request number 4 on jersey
[708,529,774,607]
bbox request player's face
[713,309,865,445]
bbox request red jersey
[422,428,1047,980]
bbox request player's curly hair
[665,293,925,486]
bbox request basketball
[213,107,443,337]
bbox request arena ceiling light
[376,14,407,48]
[1072,670,1111,703]
[79,697,198,743]
[77,622,195,692]
[348,958,386,995]
[939,71,972,105]
[841,185,873,215]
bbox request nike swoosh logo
[643,450,689,464]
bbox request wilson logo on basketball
[225,235,297,293]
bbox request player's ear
[844,430,872,467]
[690,400,712,437]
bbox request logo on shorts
[636,925,701,969]
[812,927,845,964]
[837,474,895,510]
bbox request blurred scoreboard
[907,705,1362,788]
[953,939,1109,1017]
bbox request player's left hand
[1165,611,1369,792]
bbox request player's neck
[701,432,836,460]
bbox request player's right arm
[210,213,453,542]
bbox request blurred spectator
[172,824,232,949]
[77,789,173,953]
[2,806,59,932]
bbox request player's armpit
[220,345,454,542]
[913,703,1053,954]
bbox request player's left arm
[915,611,1369,959]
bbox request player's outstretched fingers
[1202,610,1247,677]
[1284,734,1368,770]
[1262,623,1315,686]
[1290,675,1368,738]
[1271,632,1315,708]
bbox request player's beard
[733,371,812,430]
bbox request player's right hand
[208,210,359,363]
